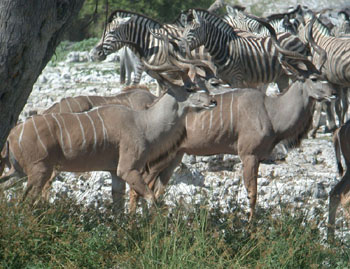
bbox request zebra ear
[338,11,347,22]
[180,13,187,26]
[192,10,201,24]
[226,6,237,17]
[118,16,135,25]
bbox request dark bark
[0,0,85,149]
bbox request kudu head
[300,75,336,101]
[158,71,217,113]
[89,15,136,62]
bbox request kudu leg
[153,153,185,199]
[129,153,185,210]
[328,169,350,240]
[242,155,259,222]
[110,172,126,213]
[22,165,53,204]
[41,171,57,202]
[117,167,155,213]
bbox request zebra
[119,46,145,85]
[180,8,314,91]
[297,11,350,134]
[223,5,301,36]
[89,10,218,93]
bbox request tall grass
[0,191,349,268]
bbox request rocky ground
[10,51,349,241]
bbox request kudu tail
[0,140,9,176]
[333,128,344,176]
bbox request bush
[49,38,99,66]
[1,190,349,268]
[65,0,216,40]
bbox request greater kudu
[0,86,157,201]
[0,75,217,210]
[130,75,335,221]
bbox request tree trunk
[0,0,85,150]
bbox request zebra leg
[132,61,144,85]
[334,87,346,127]
[119,48,126,85]
[310,101,323,138]
[340,87,349,125]
[325,101,337,132]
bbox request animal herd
[1,2,350,241]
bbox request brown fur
[328,121,350,240]
[130,78,334,221]
[0,82,215,211]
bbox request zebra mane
[313,16,333,36]
[266,13,289,21]
[185,8,237,36]
[266,5,302,21]
[107,9,162,26]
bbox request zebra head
[90,16,135,62]
[181,10,208,52]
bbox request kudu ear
[179,71,196,90]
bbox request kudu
[328,120,350,239]
[130,75,335,221]
[0,74,217,210]
[0,86,157,195]
[42,85,155,114]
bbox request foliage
[66,0,216,40]
[1,190,349,268]
[49,38,99,66]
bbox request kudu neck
[137,91,188,142]
[266,81,314,139]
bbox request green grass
[49,38,99,66]
[0,191,349,268]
